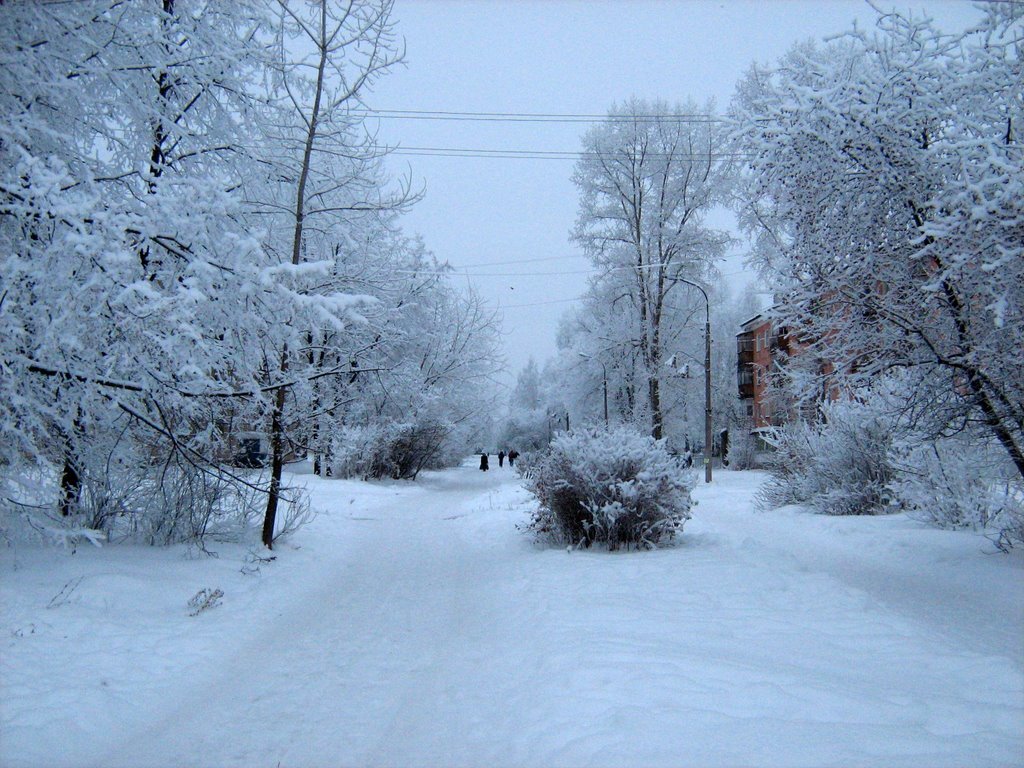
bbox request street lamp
[676,278,712,483]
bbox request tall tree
[252,0,407,547]
[0,0,420,545]
[571,99,732,439]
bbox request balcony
[737,336,756,362]
[738,370,755,399]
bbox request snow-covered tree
[731,6,1023,481]
[497,358,560,453]
[551,263,756,463]
[571,99,733,440]
[335,235,503,474]
[229,0,414,546]
[511,358,543,412]
[0,0,276,537]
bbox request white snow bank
[1,463,1021,767]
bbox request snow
[2,463,1022,767]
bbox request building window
[746,404,754,417]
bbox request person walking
[497,450,505,467]
[508,449,518,467]
[479,452,489,471]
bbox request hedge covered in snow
[524,427,694,550]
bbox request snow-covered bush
[888,438,1024,549]
[524,427,694,550]
[330,420,450,480]
[0,449,265,549]
[374,421,450,479]
[992,494,1024,553]
[755,384,1024,548]
[725,419,760,470]
[757,399,895,516]
[328,426,380,479]
[889,441,1005,530]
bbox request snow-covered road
[2,462,1022,767]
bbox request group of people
[479,449,518,471]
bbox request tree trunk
[649,375,662,440]
[261,2,329,547]
[261,375,288,549]
[59,454,81,517]
[965,366,1024,481]
[139,0,176,277]
[938,275,1024,482]
[649,314,663,440]
[57,409,83,516]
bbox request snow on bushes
[757,393,1024,548]
[524,427,694,550]
[0,450,266,549]
[725,417,760,470]
[890,441,1005,530]
[330,420,451,480]
[756,399,895,516]
[889,439,1024,550]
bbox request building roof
[737,312,771,335]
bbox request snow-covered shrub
[889,438,1024,549]
[330,420,450,480]
[889,441,1005,530]
[725,418,760,470]
[524,427,694,550]
[0,462,103,549]
[0,447,266,549]
[757,399,895,516]
[512,449,542,481]
[328,425,380,479]
[992,490,1024,552]
[78,446,264,546]
[374,421,449,479]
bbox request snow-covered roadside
[1,462,1021,768]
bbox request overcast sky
[368,0,982,387]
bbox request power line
[389,263,755,279]
[354,108,727,124]
[454,254,583,268]
[498,297,581,309]
[382,145,751,161]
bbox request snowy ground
[2,461,1022,768]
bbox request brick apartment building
[737,314,772,429]
[736,313,796,431]
[737,307,843,441]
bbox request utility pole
[678,278,712,483]
[703,302,713,484]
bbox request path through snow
[2,462,1022,767]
